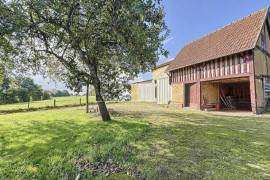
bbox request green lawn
[0,102,270,179]
[0,96,95,112]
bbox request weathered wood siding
[170,51,253,84]
[138,82,155,102]
[253,20,270,113]
[152,64,171,104]
[157,77,171,104]
[131,81,155,102]
[169,51,254,111]
[185,82,201,109]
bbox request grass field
[0,96,95,112]
[0,102,270,179]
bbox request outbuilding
[131,80,155,102]
[131,62,171,104]
[168,8,270,114]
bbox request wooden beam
[229,56,233,75]
[200,73,250,82]
[217,59,220,77]
[240,55,244,74]
[255,45,270,57]
[236,55,240,74]
[232,55,236,75]
[249,51,257,113]
[211,61,214,78]
[177,69,179,82]
[183,68,187,81]
[220,58,224,76]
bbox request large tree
[4,0,168,121]
[0,0,35,80]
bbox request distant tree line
[0,76,70,104]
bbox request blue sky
[34,0,270,89]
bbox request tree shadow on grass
[0,116,149,179]
[1,105,270,180]
[128,112,270,180]
[106,105,270,179]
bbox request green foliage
[2,0,169,120]
[0,76,18,104]
[53,90,70,97]
[0,0,30,75]
[0,76,64,104]
[0,64,4,84]
[42,91,51,100]
[17,77,43,102]
[2,88,18,104]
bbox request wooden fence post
[28,100,30,110]
[86,83,89,113]
[80,98,82,105]
[54,99,56,107]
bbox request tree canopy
[1,0,169,121]
[0,76,44,104]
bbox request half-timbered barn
[168,8,270,114]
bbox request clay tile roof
[168,8,269,71]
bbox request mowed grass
[0,102,270,179]
[0,96,95,112]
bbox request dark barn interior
[201,78,252,112]
[219,82,251,111]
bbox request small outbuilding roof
[168,8,269,71]
[154,61,172,69]
[131,79,152,84]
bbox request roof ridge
[181,7,268,49]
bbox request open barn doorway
[201,77,251,111]
[219,82,251,111]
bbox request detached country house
[132,8,270,114]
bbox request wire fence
[0,96,96,114]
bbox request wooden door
[185,84,191,107]
[185,83,198,108]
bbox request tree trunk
[86,83,89,113]
[97,100,111,121]
[95,88,111,121]
[87,61,111,121]
[93,76,111,121]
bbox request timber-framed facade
[168,8,270,114]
